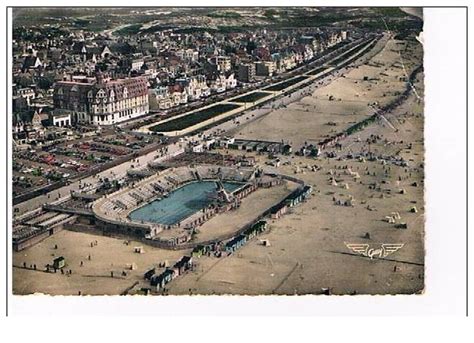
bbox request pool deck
[191,181,299,244]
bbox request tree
[95,63,108,72]
[15,73,34,88]
[246,41,257,54]
[38,74,55,90]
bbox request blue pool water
[129,181,243,225]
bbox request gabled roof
[71,41,87,53]
[22,56,41,69]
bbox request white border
[0,1,469,320]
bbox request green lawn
[263,76,309,91]
[149,103,241,132]
[232,91,272,103]
[306,66,329,76]
[329,39,376,66]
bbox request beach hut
[191,245,208,258]
[140,288,151,295]
[344,197,355,207]
[391,212,401,220]
[243,226,257,240]
[282,144,292,155]
[53,256,65,269]
[144,268,156,280]
[395,223,408,229]
[225,235,247,253]
[270,203,287,219]
[151,269,175,290]
[255,221,268,233]
[302,185,313,199]
[173,256,193,276]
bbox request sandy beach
[12,35,425,296]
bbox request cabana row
[225,220,268,254]
[148,255,194,291]
[191,244,212,258]
[285,185,313,207]
[225,234,247,254]
[227,139,289,154]
[233,183,258,199]
[243,220,268,240]
[270,185,312,219]
[270,202,288,219]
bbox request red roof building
[53,72,149,125]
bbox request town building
[15,87,36,106]
[209,72,237,93]
[211,55,232,72]
[22,55,42,71]
[71,42,112,62]
[237,63,256,83]
[176,48,199,63]
[255,61,276,77]
[50,109,72,127]
[53,72,149,125]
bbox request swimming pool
[128,181,243,225]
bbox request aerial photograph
[10,7,425,296]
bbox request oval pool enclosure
[128,180,243,226]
